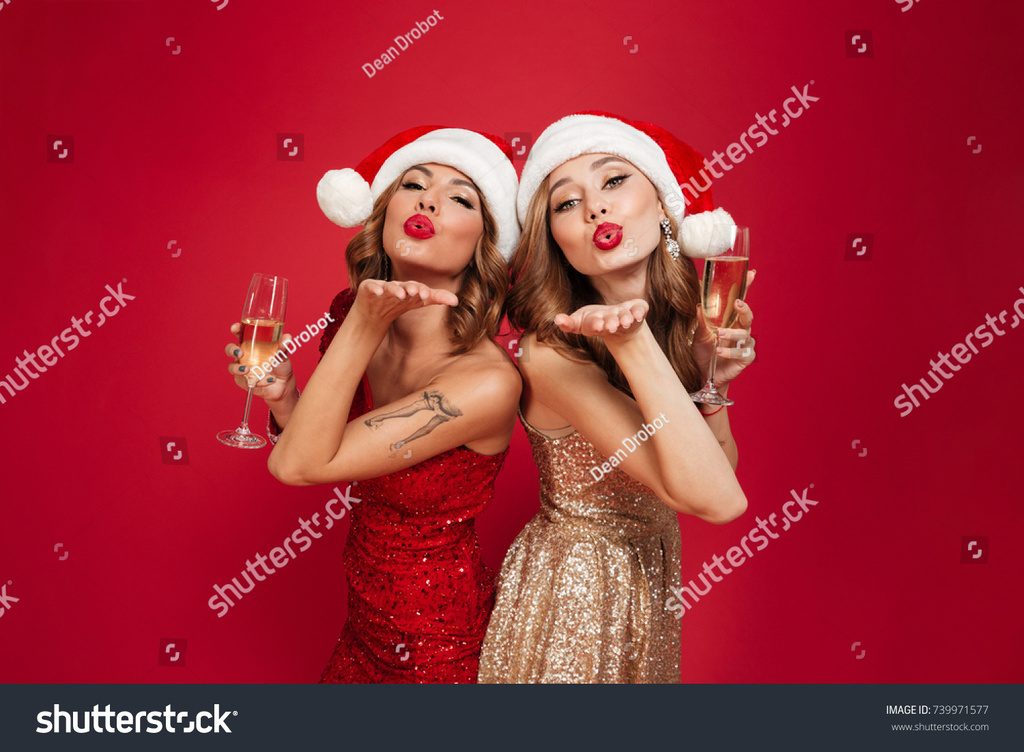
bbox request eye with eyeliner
[401,179,475,210]
[553,195,579,213]
[552,172,632,213]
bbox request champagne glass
[217,273,288,448]
[690,225,750,406]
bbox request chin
[584,251,650,276]
[396,257,468,278]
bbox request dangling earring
[661,218,680,260]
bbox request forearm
[608,327,744,521]
[268,313,383,483]
[698,384,738,471]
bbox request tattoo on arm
[364,390,464,457]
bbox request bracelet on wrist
[700,404,725,417]
[266,388,300,444]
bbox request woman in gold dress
[478,113,757,683]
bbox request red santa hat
[316,126,520,260]
[516,112,735,258]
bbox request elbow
[704,491,747,525]
[678,490,746,525]
[267,450,315,486]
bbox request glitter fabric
[478,412,682,683]
[317,290,507,683]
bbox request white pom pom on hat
[679,207,736,258]
[316,168,373,228]
[516,112,736,258]
[316,126,520,261]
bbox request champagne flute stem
[706,332,720,393]
[238,386,256,434]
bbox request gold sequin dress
[478,412,682,683]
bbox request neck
[588,262,649,305]
[382,265,464,357]
[384,305,452,357]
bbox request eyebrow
[548,156,628,198]
[450,178,479,193]
[406,166,479,195]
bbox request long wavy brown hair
[507,175,703,396]
[344,173,509,355]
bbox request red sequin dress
[316,290,508,683]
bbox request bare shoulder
[426,339,521,452]
[518,332,607,395]
[517,333,618,429]
[434,338,522,409]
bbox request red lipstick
[404,214,435,239]
[593,222,623,250]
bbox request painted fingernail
[266,377,275,383]
[238,366,246,372]
[717,347,725,355]
[233,348,241,356]
[736,300,744,308]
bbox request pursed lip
[404,214,435,239]
[593,222,623,250]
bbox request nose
[418,185,440,214]
[584,191,608,221]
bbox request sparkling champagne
[702,256,749,330]
[239,317,284,371]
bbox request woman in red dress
[225,127,521,682]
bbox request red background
[1,0,1022,683]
